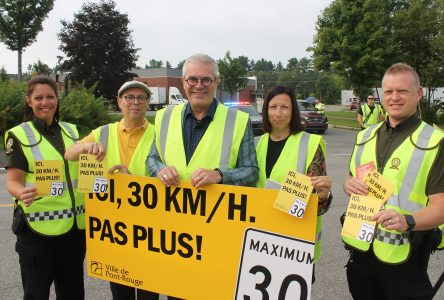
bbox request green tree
[286,58,299,71]
[0,80,26,134]
[217,51,248,99]
[237,55,252,72]
[28,59,51,76]
[392,0,444,104]
[316,71,346,104]
[0,65,7,81]
[166,61,172,68]
[310,0,396,100]
[0,0,54,81]
[177,60,185,70]
[145,59,163,68]
[60,82,110,130]
[255,70,278,96]
[252,58,275,72]
[58,0,138,102]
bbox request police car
[225,101,263,136]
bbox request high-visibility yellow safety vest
[155,103,249,179]
[6,121,84,236]
[346,121,444,264]
[256,132,326,262]
[315,103,325,113]
[92,122,154,176]
[361,103,383,127]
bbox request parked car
[297,100,328,134]
[225,101,263,136]
[350,100,358,110]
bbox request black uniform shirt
[376,114,444,195]
[5,117,66,172]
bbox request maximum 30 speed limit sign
[235,229,315,300]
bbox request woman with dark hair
[256,85,332,271]
[4,75,86,299]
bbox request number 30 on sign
[235,229,314,300]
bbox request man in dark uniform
[344,63,444,299]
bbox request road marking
[0,204,13,207]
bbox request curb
[331,124,361,131]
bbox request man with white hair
[147,53,258,189]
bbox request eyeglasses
[123,95,148,103]
[184,76,214,87]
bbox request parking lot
[0,127,442,299]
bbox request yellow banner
[86,174,317,299]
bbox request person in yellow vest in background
[357,94,384,129]
[343,63,444,299]
[4,76,86,299]
[147,53,258,188]
[64,81,158,300]
[256,86,332,282]
[314,98,326,114]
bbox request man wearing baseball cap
[65,80,159,299]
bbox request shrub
[60,83,110,131]
[0,80,26,135]
[420,100,442,125]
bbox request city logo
[90,261,103,276]
[390,158,401,170]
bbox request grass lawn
[326,111,361,129]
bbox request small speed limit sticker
[235,229,315,300]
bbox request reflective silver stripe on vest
[160,106,175,161]
[375,227,409,246]
[99,124,110,151]
[354,125,378,168]
[20,123,43,160]
[297,132,310,173]
[219,108,237,169]
[25,204,85,222]
[59,122,77,139]
[386,125,434,211]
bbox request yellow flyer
[34,160,63,196]
[78,154,108,193]
[363,170,394,203]
[273,170,313,218]
[341,194,384,243]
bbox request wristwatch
[214,168,223,183]
[404,214,416,231]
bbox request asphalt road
[0,127,442,299]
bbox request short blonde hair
[383,63,420,87]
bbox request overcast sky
[0,0,332,74]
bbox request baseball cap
[118,81,151,97]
